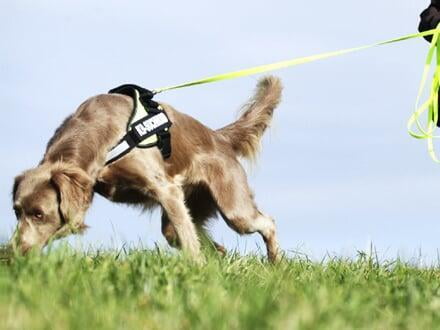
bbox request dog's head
[11,162,93,254]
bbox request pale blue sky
[1,1,438,262]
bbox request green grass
[1,247,440,330]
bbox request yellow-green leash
[408,25,440,162]
[153,27,440,162]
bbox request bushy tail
[217,76,282,159]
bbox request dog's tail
[217,76,282,160]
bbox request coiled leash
[408,25,440,162]
[150,27,440,162]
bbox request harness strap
[105,84,172,165]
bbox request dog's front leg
[155,184,202,262]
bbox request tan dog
[11,76,282,262]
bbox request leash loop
[407,23,440,162]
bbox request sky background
[1,0,439,263]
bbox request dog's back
[158,76,282,177]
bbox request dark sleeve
[419,1,440,42]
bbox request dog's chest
[94,179,157,206]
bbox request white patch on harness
[134,112,168,136]
[105,140,130,163]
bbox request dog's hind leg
[205,160,280,262]
[196,228,226,256]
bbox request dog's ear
[50,166,93,223]
[12,174,24,202]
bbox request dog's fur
[11,76,282,261]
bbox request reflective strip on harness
[106,141,130,164]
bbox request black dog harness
[105,84,172,165]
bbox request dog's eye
[32,210,44,221]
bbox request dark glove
[419,3,440,42]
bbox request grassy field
[0,247,440,330]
